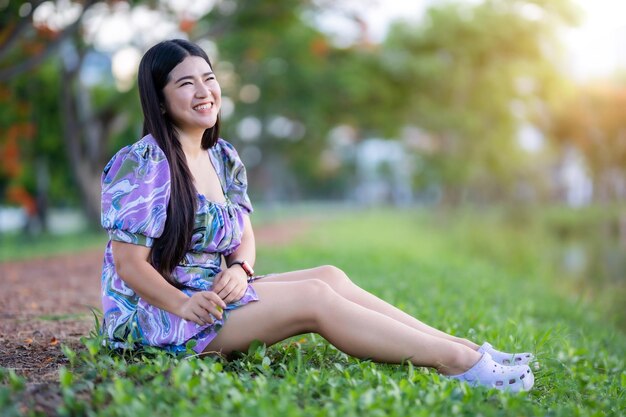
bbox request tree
[193,0,375,200]
[0,0,586,227]
[0,0,139,227]
[374,0,579,202]
[549,82,626,202]
[0,0,354,224]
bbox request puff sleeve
[217,139,253,214]
[101,139,171,247]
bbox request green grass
[1,207,625,416]
[0,202,337,263]
[35,313,91,322]
[0,230,108,262]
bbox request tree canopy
[3,0,622,230]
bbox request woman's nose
[195,82,210,97]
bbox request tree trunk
[59,45,102,228]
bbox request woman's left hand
[212,266,248,304]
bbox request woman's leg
[205,279,481,375]
[256,266,479,350]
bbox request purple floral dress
[100,134,258,353]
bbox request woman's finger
[224,285,246,304]
[212,272,234,294]
[200,298,223,320]
[211,275,225,293]
[217,281,238,299]
[203,291,227,309]
[194,305,214,324]
[191,311,208,326]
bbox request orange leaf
[49,337,59,346]
[23,338,33,344]
[179,18,196,33]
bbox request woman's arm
[111,241,226,325]
[226,215,256,269]
[213,215,256,303]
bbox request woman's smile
[162,55,222,135]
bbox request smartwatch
[229,260,255,281]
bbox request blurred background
[0,0,625,316]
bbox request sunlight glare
[112,47,141,92]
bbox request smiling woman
[162,56,221,140]
[100,39,536,393]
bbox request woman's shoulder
[114,134,166,162]
[214,137,237,153]
[211,138,252,212]
[103,134,169,176]
[101,134,171,242]
[131,133,164,154]
[213,137,242,162]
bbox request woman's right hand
[177,291,227,326]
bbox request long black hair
[138,39,220,286]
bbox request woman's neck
[177,130,205,159]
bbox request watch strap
[229,260,254,279]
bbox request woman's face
[162,55,221,136]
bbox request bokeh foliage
[3,0,625,227]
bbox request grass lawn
[1,207,624,416]
[0,231,108,263]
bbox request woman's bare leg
[257,266,480,350]
[205,279,481,375]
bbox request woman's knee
[294,279,338,325]
[300,278,336,302]
[314,265,352,289]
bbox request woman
[100,39,534,392]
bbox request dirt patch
[0,219,311,387]
[0,249,102,385]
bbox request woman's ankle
[437,345,482,376]
[451,336,480,351]
[458,337,480,350]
